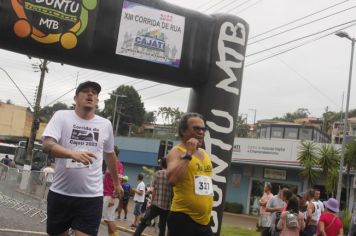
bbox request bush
[224,202,243,214]
[340,210,352,234]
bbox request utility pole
[113,94,126,136]
[25,59,48,166]
[335,31,355,205]
[115,103,123,136]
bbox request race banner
[116,1,185,67]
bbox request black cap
[75,81,101,95]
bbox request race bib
[66,159,90,169]
[194,175,213,196]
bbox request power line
[248,5,356,45]
[143,87,186,101]
[0,67,34,109]
[245,22,356,67]
[224,0,255,14]
[247,19,356,57]
[200,0,227,13]
[235,0,264,14]
[249,0,350,40]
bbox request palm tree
[298,142,319,188]
[318,145,340,197]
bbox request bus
[14,141,53,169]
[0,143,18,160]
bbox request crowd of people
[258,184,346,236]
[40,80,213,236]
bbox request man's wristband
[181,153,192,161]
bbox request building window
[300,128,312,140]
[285,128,298,139]
[271,127,283,138]
[260,128,267,138]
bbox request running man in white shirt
[42,81,123,236]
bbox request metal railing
[0,163,50,223]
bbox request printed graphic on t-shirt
[67,124,100,168]
[69,125,99,146]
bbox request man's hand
[114,184,123,198]
[108,197,115,207]
[71,151,96,165]
[185,138,199,155]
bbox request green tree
[274,108,310,122]
[6,99,13,105]
[318,145,340,196]
[39,102,68,122]
[235,115,249,137]
[102,85,145,135]
[157,106,184,132]
[143,111,156,124]
[298,142,319,188]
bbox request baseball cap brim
[75,81,101,95]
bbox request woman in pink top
[317,198,343,236]
[277,195,305,236]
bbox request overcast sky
[1,0,356,124]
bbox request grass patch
[221,226,259,236]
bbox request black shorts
[47,190,103,236]
[167,211,213,236]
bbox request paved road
[0,204,132,236]
[0,198,258,236]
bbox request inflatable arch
[0,0,249,234]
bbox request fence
[0,163,50,223]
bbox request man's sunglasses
[192,126,208,132]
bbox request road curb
[0,228,47,235]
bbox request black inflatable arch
[0,0,249,234]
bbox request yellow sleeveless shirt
[170,146,213,225]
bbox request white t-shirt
[133,181,145,203]
[41,110,114,197]
[316,200,325,212]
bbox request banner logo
[11,0,98,49]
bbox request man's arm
[167,138,199,185]
[104,151,123,197]
[42,136,96,164]
[166,148,190,185]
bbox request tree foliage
[39,102,69,122]
[102,85,145,135]
[298,142,319,188]
[235,115,249,137]
[274,108,310,122]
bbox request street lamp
[335,31,355,204]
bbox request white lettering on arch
[206,109,233,134]
[215,22,247,95]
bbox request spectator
[117,175,131,221]
[259,182,274,236]
[303,189,321,236]
[317,198,343,236]
[102,155,123,236]
[314,190,325,213]
[131,173,145,228]
[277,195,305,236]
[1,155,10,166]
[266,185,287,236]
[134,158,173,236]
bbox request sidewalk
[114,199,259,236]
